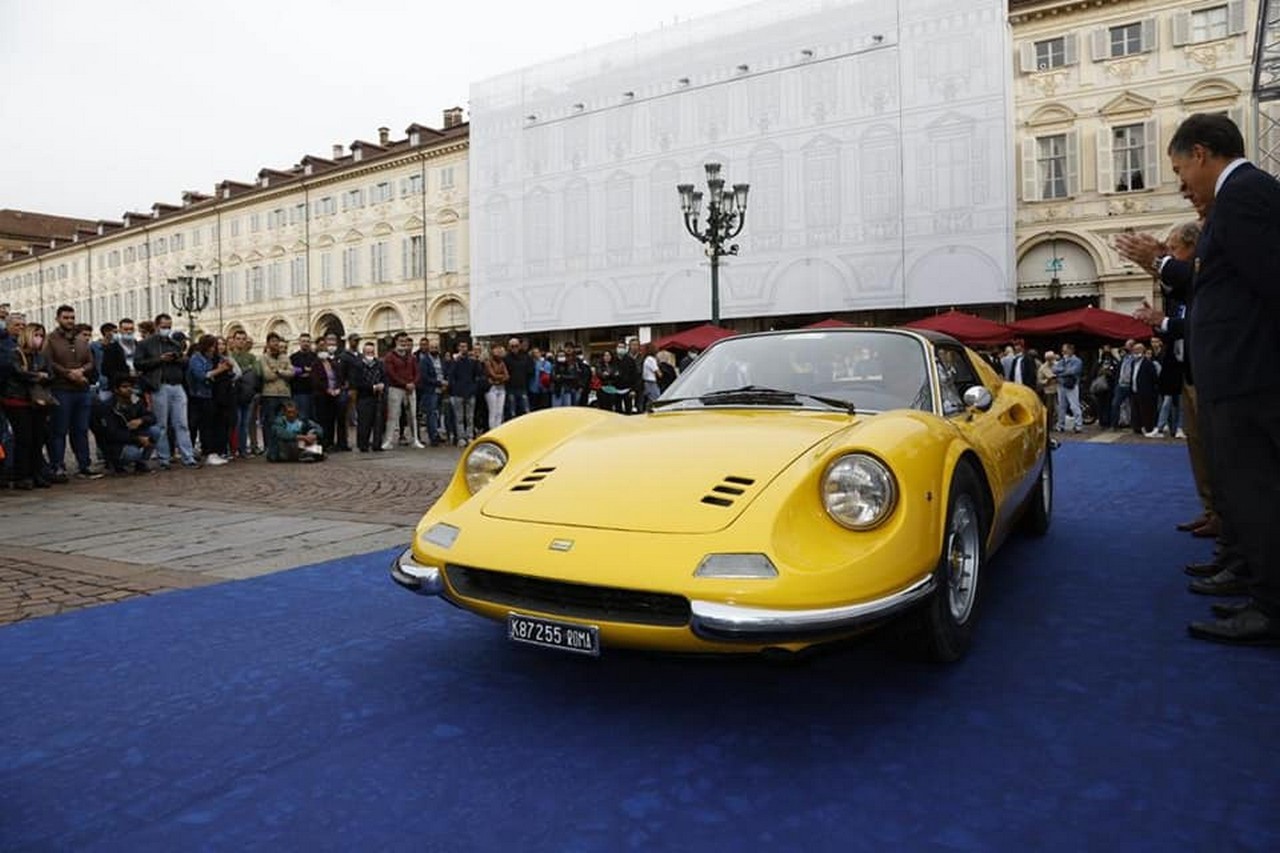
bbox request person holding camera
[134,313,198,469]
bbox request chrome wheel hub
[945,496,980,623]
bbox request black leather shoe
[1188,607,1280,646]
[1210,599,1254,619]
[1189,569,1250,597]
[1184,562,1221,578]
[1177,514,1211,532]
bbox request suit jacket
[1011,353,1039,391]
[1131,357,1159,396]
[1188,163,1280,404]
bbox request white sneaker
[205,453,230,466]
[1175,429,1186,439]
[381,440,395,451]
[1143,429,1160,438]
[412,441,426,449]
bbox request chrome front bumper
[389,548,445,596]
[689,573,936,641]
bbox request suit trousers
[1203,392,1280,611]
[1180,382,1213,515]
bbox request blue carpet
[2,443,1277,852]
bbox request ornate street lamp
[166,264,213,339]
[678,163,749,325]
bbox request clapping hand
[1133,300,1165,328]
[1114,232,1162,270]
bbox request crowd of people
[0,305,690,487]
[982,335,1185,438]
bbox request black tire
[1019,441,1053,537]
[911,463,988,663]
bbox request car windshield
[658,330,933,413]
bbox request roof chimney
[332,143,344,159]
[443,107,464,128]
[378,126,390,145]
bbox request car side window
[935,345,983,416]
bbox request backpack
[235,366,261,405]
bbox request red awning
[1007,306,1153,341]
[650,324,737,351]
[902,310,1013,347]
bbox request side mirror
[963,386,994,413]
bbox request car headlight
[464,442,508,494]
[822,453,897,530]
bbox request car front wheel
[912,464,987,663]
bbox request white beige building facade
[0,110,470,346]
[1011,0,1256,315]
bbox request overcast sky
[0,0,747,221]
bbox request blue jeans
[552,391,576,408]
[1056,385,1082,430]
[48,388,93,473]
[1156,394,1182,433]
[151,383,196,465]
[260,396,288,458]
[1111,385,1131,428]
[293,392,314,422]
[120,425,164,466]
[418,387,442,441]
[506,391,530,420]
[236,398,259,455]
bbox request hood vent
[510,466,556,493]
[701,475,756,507]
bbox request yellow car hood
[481,410,854,533]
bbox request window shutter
[1064,34,1079,66]
[1142,118,1161,188]
[1097,128,1115,194]
[1066,130,1080,197]
[1228,1,1246,35]
[402,238,409,278]
[1091,28,1109,61]
[1022,138,1039,202]
[1020,42,1037,73]
[1140,18,1157,52]
[1172,13,1191,46]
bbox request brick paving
[0,445,461,627]
[0,421,1175,628]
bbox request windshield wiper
[653,385,855,414]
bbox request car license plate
[507,612,600,657]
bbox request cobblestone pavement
[0,419,1177,626]
[0,445,461,626]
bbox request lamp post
[166,264,213,339]
[678,163,749,325]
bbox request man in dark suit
[1160,114,1280,645]
[1007,340,1039,392]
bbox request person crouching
[92,375,162,473]
[268,400,325,463]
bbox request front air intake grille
[509,466,556,493]
[700,475,756,507]
[445,565,691,627]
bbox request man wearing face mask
[503,337,533,421]
[134,313,198,469]
[618,338,642,414]
[314,333,350,452]
[351,340,386,452]
[101,318,140,392]
[382,332,424,450]
[43,304,102,480]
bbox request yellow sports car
[392,328,1052,662]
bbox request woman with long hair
[186,334,232,465]
[596,349,624,412]
[1,322,54,488]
